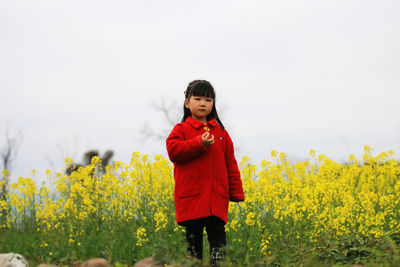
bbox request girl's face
[185,95,214,123]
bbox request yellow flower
[2,169,10,177]
[154,210,168,232]
[136,227,149,246]
[309,149,317,158]
[245,212,256,226]
[91,156,100,165]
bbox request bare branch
[1,128,23,210]
[152,97,180,127]
[140,97,181,142]
[139,122,166,141]
[1,128,23,172]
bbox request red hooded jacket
[166,116,245,225]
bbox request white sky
[1,0,400,182]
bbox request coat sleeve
[225,131,245,202]
[166,124,207,163]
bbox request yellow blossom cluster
[232,146,400,258]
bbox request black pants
[184,216,226,260]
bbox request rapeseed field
[1,146,399,266]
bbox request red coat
[166,116,245,225]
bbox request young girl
[166,80,245,266]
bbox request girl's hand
[202,132,214,146]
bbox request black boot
[210,247,224,267]
[187,245,202,260]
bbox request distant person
[166,80,245,266]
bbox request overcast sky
[1,0,400,182]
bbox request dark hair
[181,80,225,131]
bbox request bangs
[186,82,215,99]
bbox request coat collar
[185,116,218,129]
